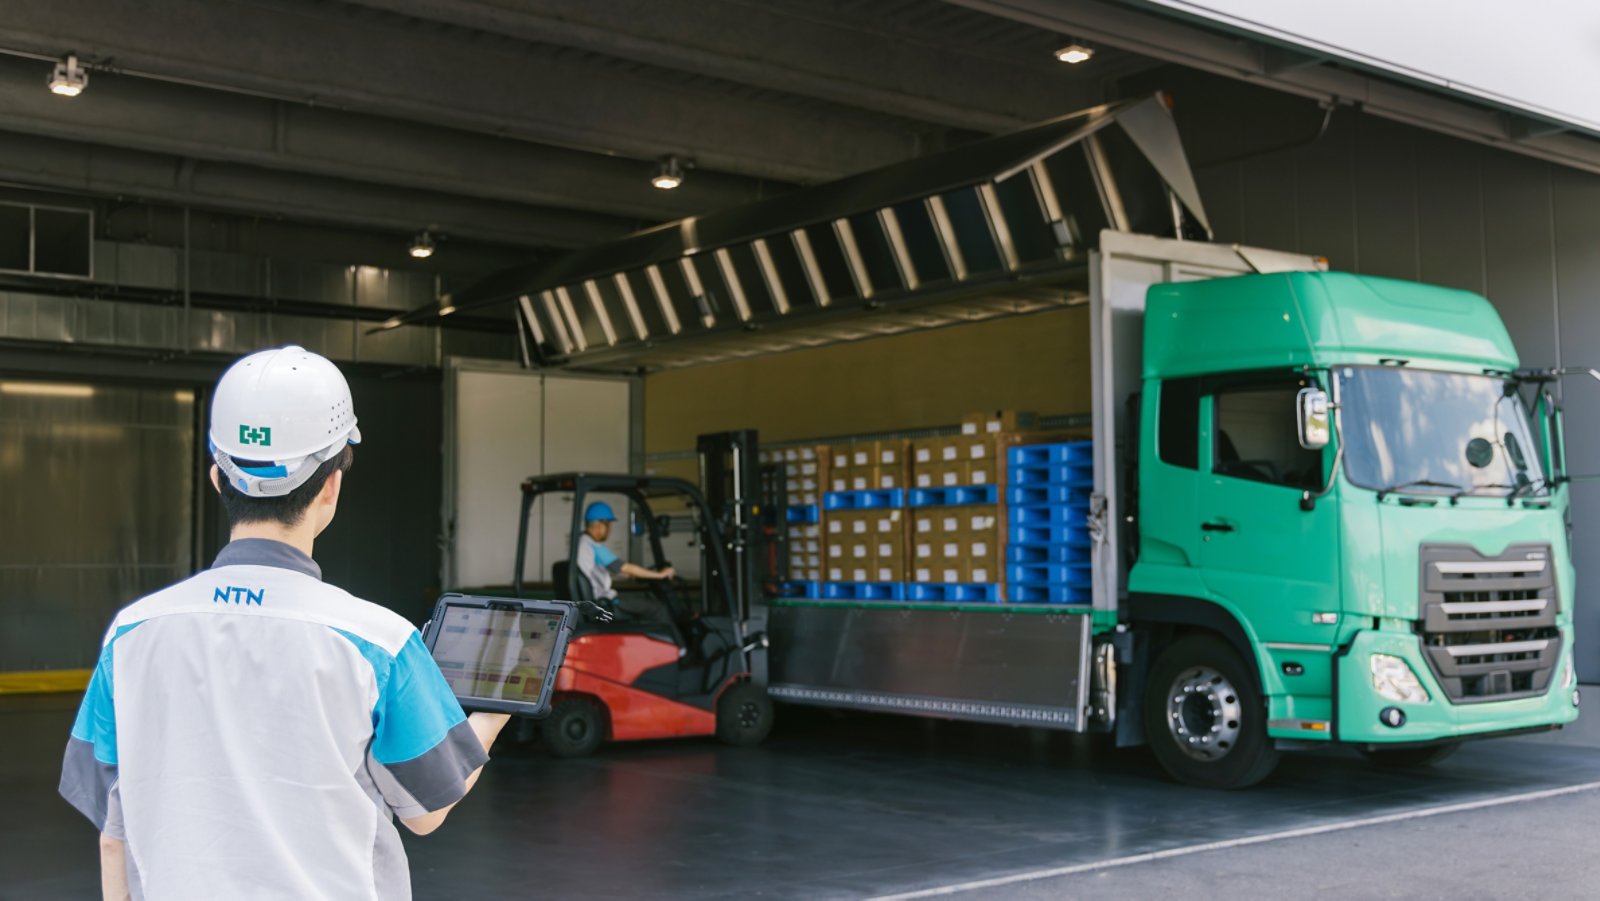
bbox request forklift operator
[577,501,675,601]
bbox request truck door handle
[1201,521,1235,532]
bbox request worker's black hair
[216,446,354,528]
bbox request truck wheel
[542,697,605,758]
[1362,742,1461,769]
[1143,635,1280,789]
[716,681,774,747]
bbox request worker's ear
[209,464,222,494]
[312,469,343,537]
[321,469,343,507]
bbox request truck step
[1007,542,1090,564]
[1009,462,1093,487]
[1008,563,1093,585]
[784,504,820,524]
[1010,522,1093,545]
[1008,583,1092,604]
[905,582,1003,602]
[777,580,821,598]
[823,489,906,511]
[1008,441,1093,467]
[1007,484,1092,506]
[1008,504,1089,526]
[908,485,1000,507]
[821,581,907,601]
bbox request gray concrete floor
[4,691,1597,900]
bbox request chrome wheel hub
[1165,665,1243,762]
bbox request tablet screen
[430,605,567,702]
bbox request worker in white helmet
[60,346,509,901]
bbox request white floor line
[869,779,1600,900]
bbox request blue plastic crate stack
[1006,441,1092,603]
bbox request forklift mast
[696,430,763,623]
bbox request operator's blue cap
[584,501,617,523]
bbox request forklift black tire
[542,697,606,758]
[716,681,774,747]
[1362,741,1462,769]
[1143,634,1280,790]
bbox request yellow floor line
[0,669,92,694]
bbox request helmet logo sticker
[239,425,273,447]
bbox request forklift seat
[556,557,679,640]
[551,559,594,604]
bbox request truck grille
[1416,544,1560,703]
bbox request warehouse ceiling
[3,0,1599,368]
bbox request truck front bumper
[1335,629,1580,745]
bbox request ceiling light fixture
[651,155,688,190]
[48,53,89,96]
[1054,44,1094,64]
[408,230,435,259]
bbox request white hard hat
[208,346,362,498]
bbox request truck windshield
[1337,366,1548,498]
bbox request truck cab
[1129,269,1580,786]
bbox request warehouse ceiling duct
[388,93,1209,371]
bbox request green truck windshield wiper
[1375,479,1465,501]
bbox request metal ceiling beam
[948,0,1600,179]
[0,55,772,222]
[0,0,924,182]
[0,130,634,248]
[343,0,1096,133]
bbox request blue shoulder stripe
[330,628,468,765]
[69,621,145,764]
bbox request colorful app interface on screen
[432,607,564,701]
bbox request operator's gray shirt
[577,533,623,600]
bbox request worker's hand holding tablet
[421,594,578,717]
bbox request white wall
[445,363,631,590]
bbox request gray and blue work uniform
[576,533,622,601]
[59,539,486,901]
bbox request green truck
[452,94,1582,789]
[766,230,1583,788]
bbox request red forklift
[511,431,774,757]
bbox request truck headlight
[1371,654,1430,703]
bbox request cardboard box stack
[778,445,824,508]
[773,411,1055,598]
[829,439,908,492]
[905,410,1040,595]
[910,505,1000,584]
[760,445,828,586]
[825,507,905,583]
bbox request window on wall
[0,201,93,279]
[1212,376,1323,490]
[1158,377,1201,469]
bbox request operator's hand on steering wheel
[659,565,677,580]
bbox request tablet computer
[420,594,577,717]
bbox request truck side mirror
[1296,387,1330,450]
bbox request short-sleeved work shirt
[576,533,623,600]
[59,539,486,901]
